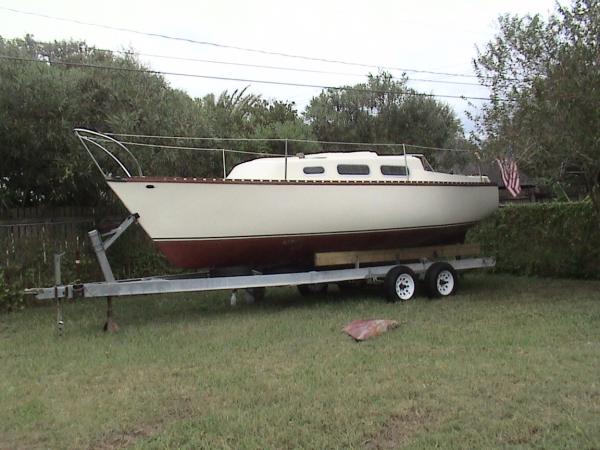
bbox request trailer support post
[88,214,138,332]
[89,230,115,283]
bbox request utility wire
[0,55,498,102]
[110,49,487,88]
[0,30,487,87]
[0,5,482,80]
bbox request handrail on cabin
[74,128,144,178]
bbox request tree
[472,0,600,211]
[0,35,206,207]
[0,36,313,208]
[196,89,315,163]
[304,72,466,168]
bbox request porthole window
[303,166,325,174]
[337,164,370,175]
[381,165,409,176]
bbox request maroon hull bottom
[154,224,473,269]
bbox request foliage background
[468,201,600,279]
[471,0,600,211]
[0,35,467,210]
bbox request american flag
[496,158,521,197]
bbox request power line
[0,5,481,80]
[110,49,487,88]
[0,55,496,101]
[0,32,487,87]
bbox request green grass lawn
[1,274,600,449]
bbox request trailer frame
[25,214,495,331]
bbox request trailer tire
[425,262,458,298]
[297,283,328,297]
[384,266,417,302]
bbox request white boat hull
[107,178,498,269]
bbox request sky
[0,0,559,132]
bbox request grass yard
[1,274,600,449]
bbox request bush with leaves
[0,36,315,209]
[468,201,600,279]
[472,0,600,213]
[0,269,26,313]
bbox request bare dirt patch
[93,396,196,450]
[364,407,440,449]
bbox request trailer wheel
[384,266,417,302]
[297,283,328,297]
[425,262,458,298]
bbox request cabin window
[380,165,409,176]
[303,166,325,174]
[337,164,370,175]
[417,156,434,172]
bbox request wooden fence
[1,206,164,289]
[0,209,91,284]
[0,206,96,240]
[0,207,125,279]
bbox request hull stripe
[110,176,496,188]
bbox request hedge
[467,201,600,279]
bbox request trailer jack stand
[53,253,65,335]
[103,296,119,333]
[55,288,64,336]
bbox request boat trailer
[25,214,495,333]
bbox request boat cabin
[227,152,487,183]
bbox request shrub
[468,201,600,279]
[0,268,26,312]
